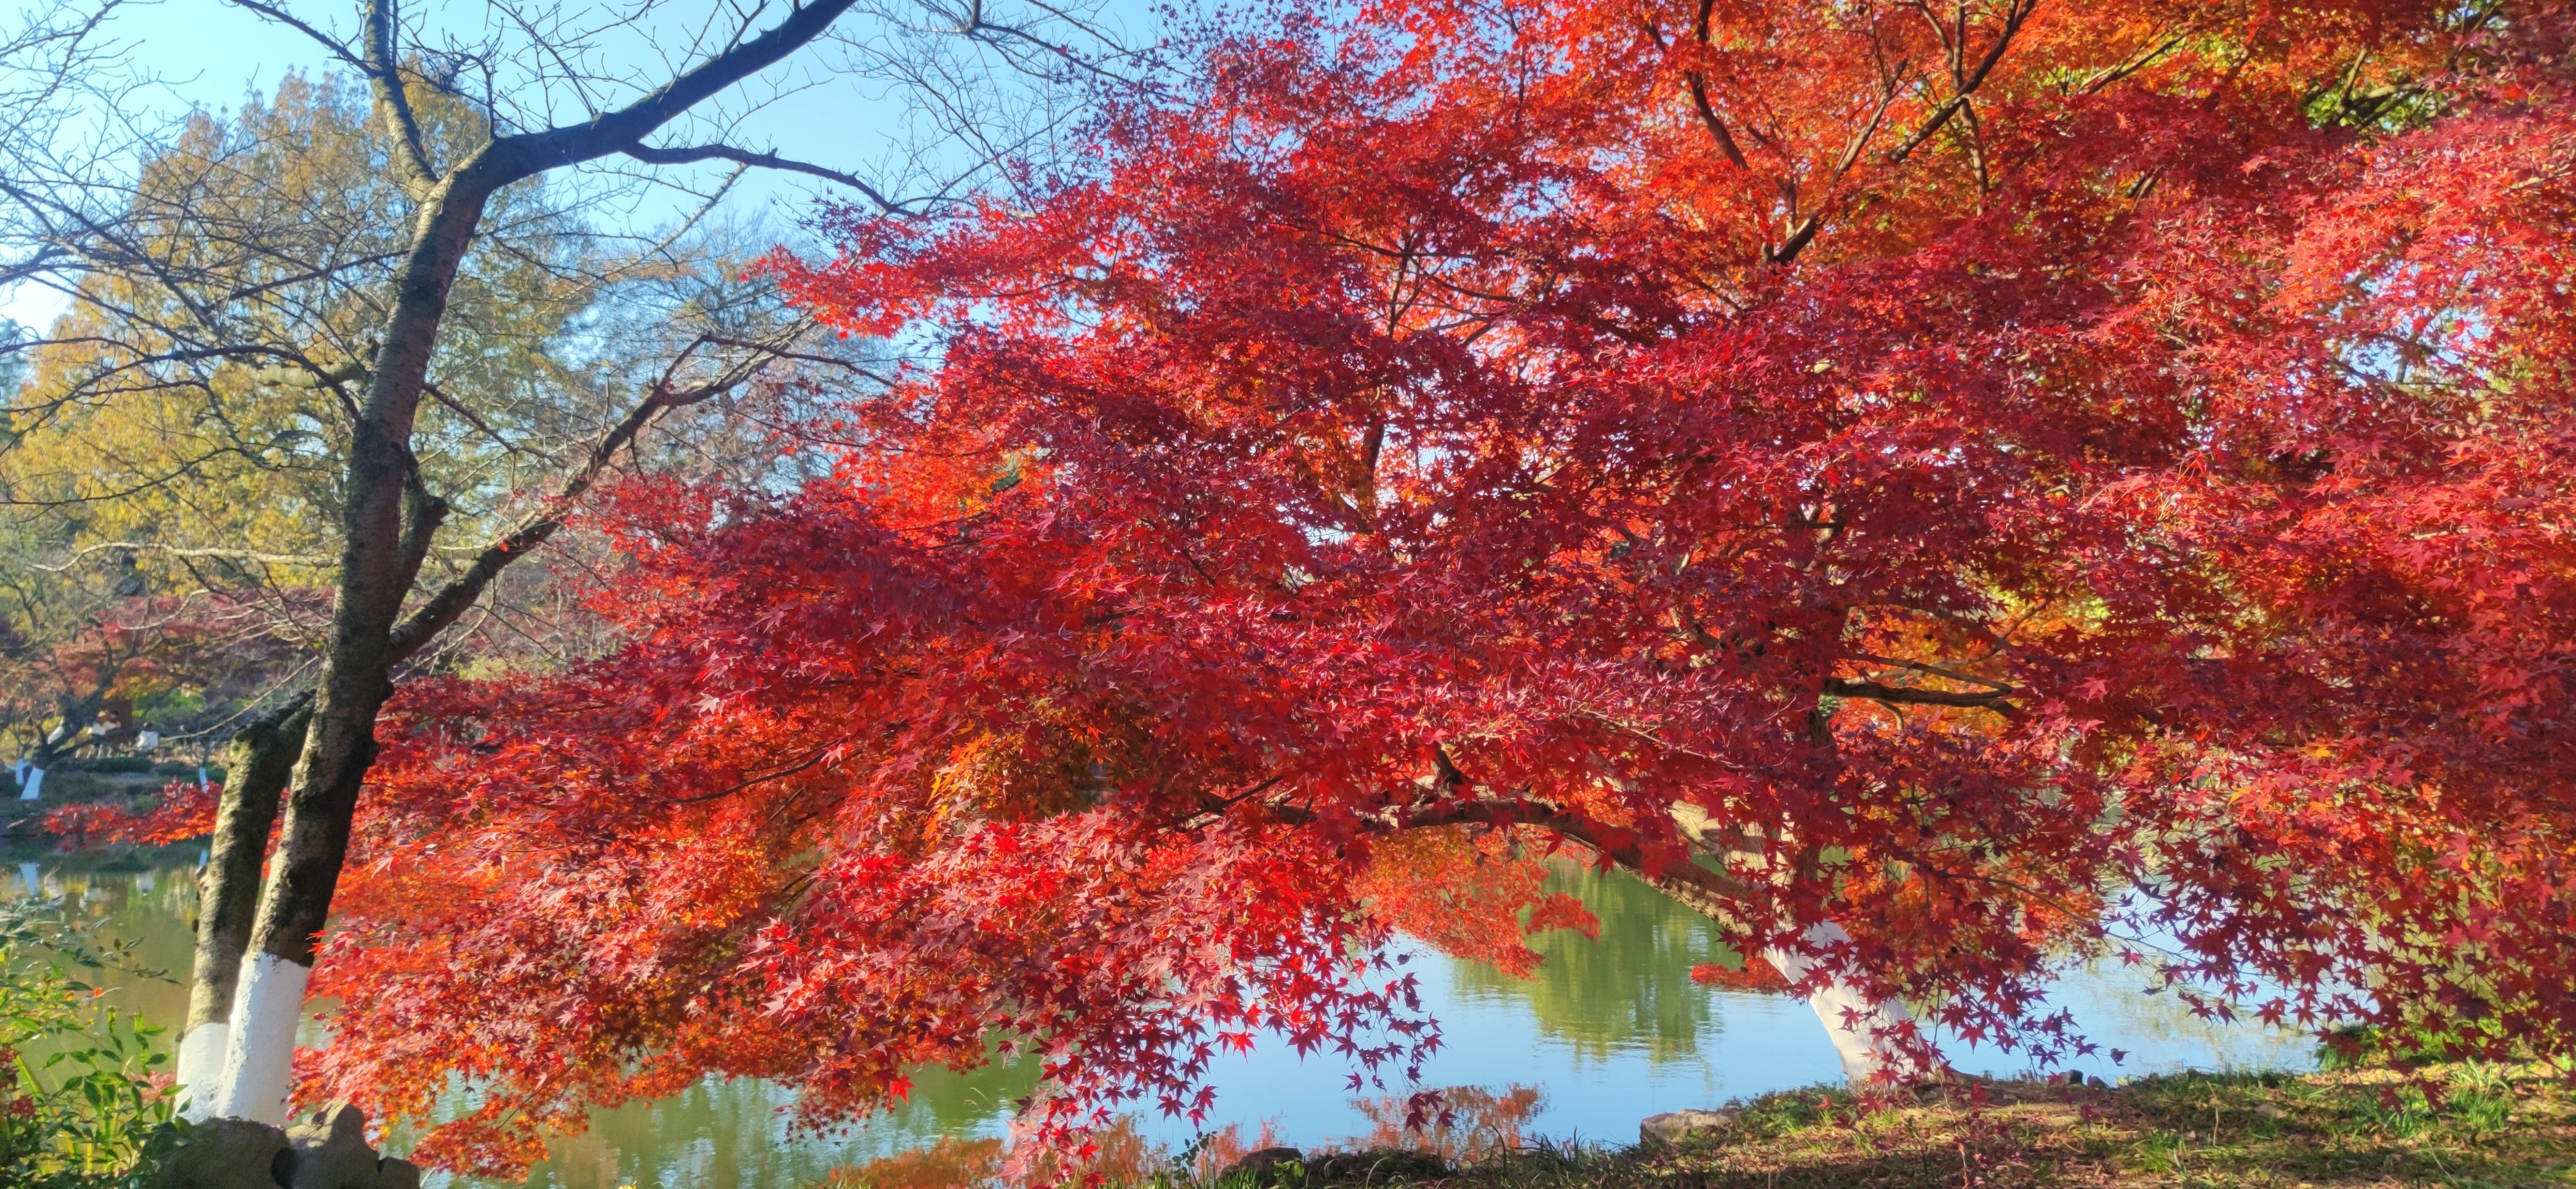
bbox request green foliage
[0,900,186,1188]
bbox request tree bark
[177,700,308,1118]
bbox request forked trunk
[208,167,491,1125]
[210,684,387,1123]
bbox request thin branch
[29,542,337,571]
[385,350,775,664]
[220,0,364,67]
[621,142,904,213]
[1884,0,2038,165]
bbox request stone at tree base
[1639,1108,1736,1147]
[282,1101,419,1189]
[149,1103,420,1189]
[145,1117,292,1189]
[282,1101,374,1188]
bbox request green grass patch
[1166,1064,2576,1188]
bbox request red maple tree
[252,0,2576,1171]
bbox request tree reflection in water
[1446,864,1760,1064]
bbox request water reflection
[9,857,2316,1186]
[507,1058,1036,1189]
[1446,865,1743,1064]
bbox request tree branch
[384,354,768,665]
[1883,0,2038,165]
[221,0,363,67]
[360,0,441,198]
[493,0,868,183]
[28,542,337,571]
[621,142,904,213]
[1823,676,2016,710]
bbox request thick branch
[362,0,440,198]
[493,0,867,182]
[1823,676,2017,710]
[1686,75,1753,170]
[1884,0,2039,165]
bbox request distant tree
[306,0,2576,1171]
[1,77,800,765]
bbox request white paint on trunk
[1762,920,1917,1086]
[18,766,42,801]
[175,1020,230,1121]
[16,862,37,895]
[211,952,309,1124]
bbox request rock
[1218,1147,1307,1184]
[1304,1148,1450,1184]
[151,1104,418,1189]
[284,1102,386,1189]
[1640,1108,1736,1147]
[147,1117,293,1189]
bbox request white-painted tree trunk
[175,1020,230,1121]
[18,766,42,801]
[209,952,309,1124]
[1762,920,1918,1086]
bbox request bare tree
[0,0,1123,1127]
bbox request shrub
[0,900,186,1187]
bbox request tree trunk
[177,701,308,1119]
[1658,804,1919,1086]
[208,174,492,1125]
[1761,920,1919,1086]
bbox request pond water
[13,857,2314,1188]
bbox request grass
[1189,1062,2576,1189]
